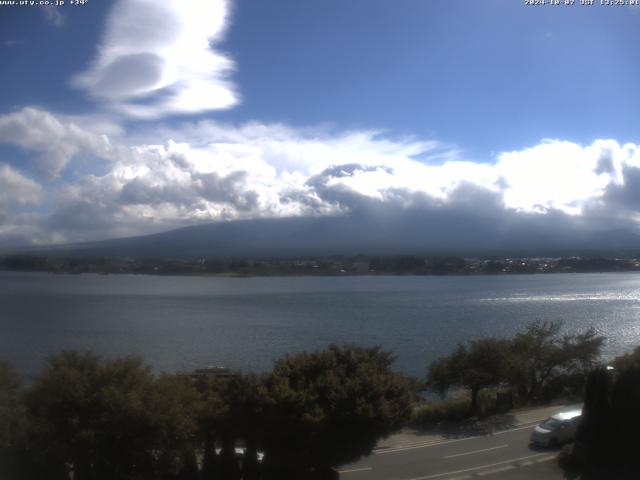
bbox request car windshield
[540,418,563,431]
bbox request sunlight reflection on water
[478,292,640,302]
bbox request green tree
[0,360,35,480]
[612,345,640,372]
[507,321,603,402]
[25,352,157,480]
[24,351,202,480]
[150,374,202,480]
[220,374,268,480]
[427,322,604,411]
[197,378,235,480]
[0,360,22,448]
[261,344,413,479]
[427,338,510,413]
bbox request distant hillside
[17,212,640,260]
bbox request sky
[0,0,639,248]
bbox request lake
[1,271,639,379]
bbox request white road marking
[338,466,373,474]
[477,465,515,476]
[535,455,555,463]
[492,423,539,435]
[375,437,478,455]
[443,444,508,459]
[375,422,539,455]
[405,452,547,480]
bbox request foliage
[427,338,510,412]
[23,351,202,480]
[221,374,267,480]
[612,345,640,372]
[0,360,33,480]
[261,344,413,478]
[410,393,472,425]
[427,321,604,411]
[149,374,202,479]
[507,321,604,402]
[0,359,22,447]
[4,347,408,480]
[25,352,155,479]
[561,347,640,480]
[410,388,511,427]
[2,329,603,480]
[196,373,268,480]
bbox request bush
[410,387,514,427]
[410,392,472,426]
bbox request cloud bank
[1,107,640,250]
[72,0,238,119]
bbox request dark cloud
[92,53,166,99]
[119,169,258,211]
[443,182,505,212]
[594,149,615,175]
[306,164,393,185]
[600,165,640,211]
[194,171,258,211]
[43,189,639,260]
[300,163,395,213]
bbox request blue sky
[0,0,639,246]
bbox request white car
[530,408,582,447]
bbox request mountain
[18,212,640,260]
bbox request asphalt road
[338,422,564,480]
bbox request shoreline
[1,268,639,278]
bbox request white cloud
[497,140,602,214]
[0,164,41,209]
[2,107,640,246]
[0,107,113,177]
[0,165,43,246]
[72,0,238,119]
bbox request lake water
[1,271,639,379]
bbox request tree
[612,345,640,372]
[427,322,605,411]
[0,360,22,448]
[261,344,413,479]
[219,374,268,480]
[0,360,34,480]
[507,321,603,402]
[561,346,640,479]
[25,352,159,480]
[427,338,510,413]
[149,374,202,480]
[196,375,234,480]
[24,351,204,480]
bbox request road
[338,410,566,480]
